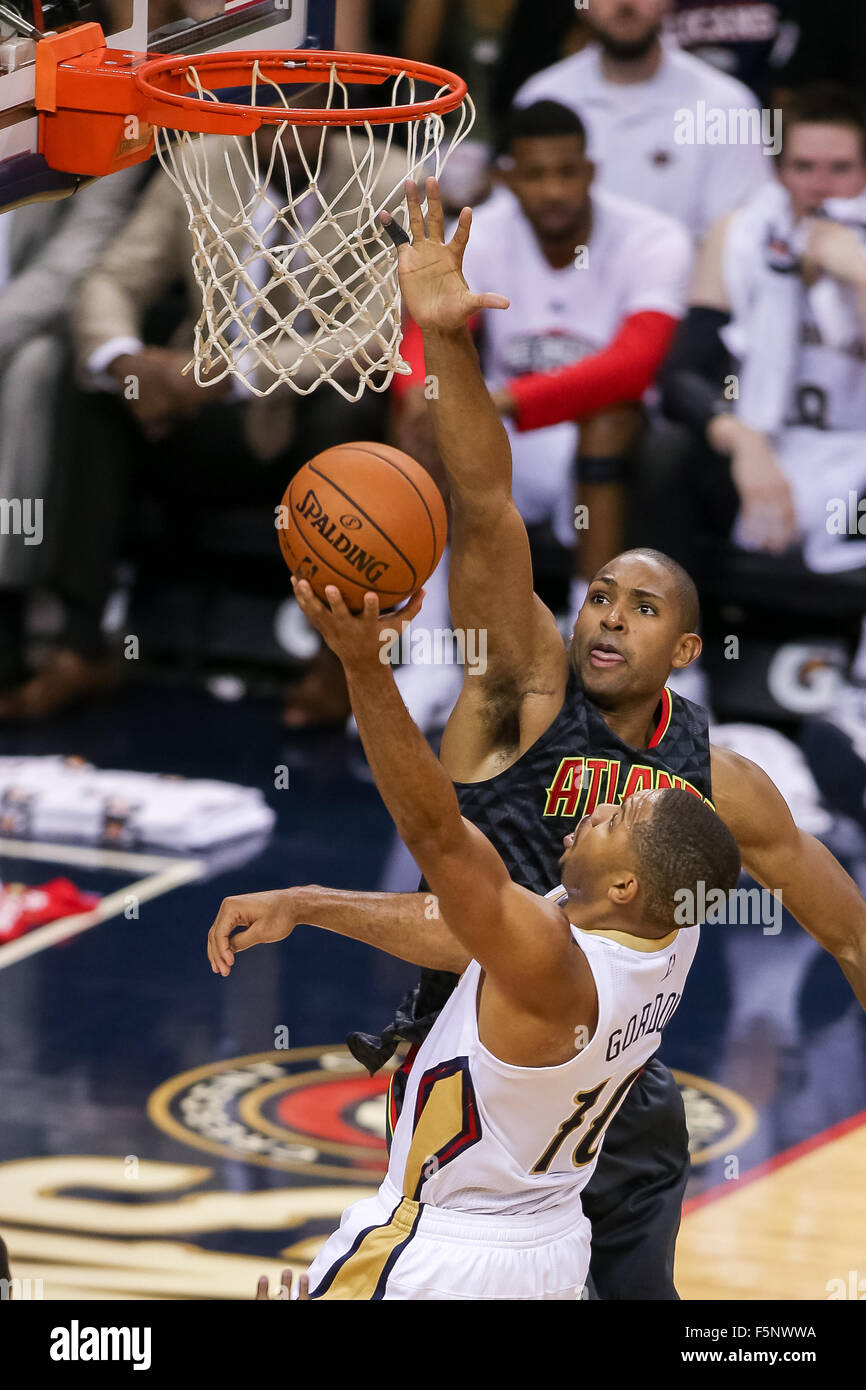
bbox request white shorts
[305,1176,591,1301]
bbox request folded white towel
[0,756,275,850]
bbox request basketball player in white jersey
[286,573,741,1300]
[660,84,866,569]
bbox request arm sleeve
[509,309,679,431]
[657,304,734,437]
[391,312,427,400]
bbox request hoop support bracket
[34,28,469,178]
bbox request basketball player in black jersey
[208,179,866,1300]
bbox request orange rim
[133,49,469,133]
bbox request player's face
[588,0,668,58]
[506,135,593,241]
[778,124,866,217]
[570,554,693,707]
[558,791,658,899]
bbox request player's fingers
[473,291,511,313]
[255,1275,269,1300]
[379,209,411,253]
[323,584,352,618]
[425,176,445,241]
[395,588,425,626]
[362,591,381,623]
[207,902,240,974]
[280,1268,293,1299]
[297,1273,310,1300]
[224,922,264,955]
[291,576,330,627]
[449,205,472,257]
[404,179,426,242]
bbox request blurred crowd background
[1,0,865,799]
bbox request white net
[152,60,474,401]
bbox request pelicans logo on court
[148,1045,393,1180]
[148,1046,756,1175]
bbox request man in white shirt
[515,0,771,238]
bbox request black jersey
[347,674,712,1074]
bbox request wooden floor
[677,1112,866,1300]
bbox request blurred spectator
[395,101,691,609]
[514,0,771,238]
[0,166,145,697]
[643,85,866,589]
[0,128,405,721]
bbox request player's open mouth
[589,646,626,668]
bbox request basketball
[278,442,448,612]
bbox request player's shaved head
[608,548,700,633]
[572,549,702,707]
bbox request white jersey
[385,912,699,1219]
[515,39,770,238]
[461,188,691,544]
[722,185,866,434]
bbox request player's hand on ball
[255,1269,309,1300]
[207,888,308,976]
[384,176,509,333]
[291,579,425,670]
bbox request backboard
[0,0,334,208]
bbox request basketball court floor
[0,684,863,1301]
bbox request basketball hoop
[35,31,474,399]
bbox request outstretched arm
[293,579,587,1017]
[207,885,469,976]
[389,181,567,759]
[711,746,866,1008]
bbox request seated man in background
[646,84,866,588]
[0,120,406,720]
[514,0,770,240]
[0,166,144,703]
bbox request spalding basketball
[278,442,447,612]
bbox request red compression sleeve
[391,313,427,400]
[391,312,483,400]
[508,310,679,431]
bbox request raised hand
[290,579,424,672]
[383,176,509,333]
